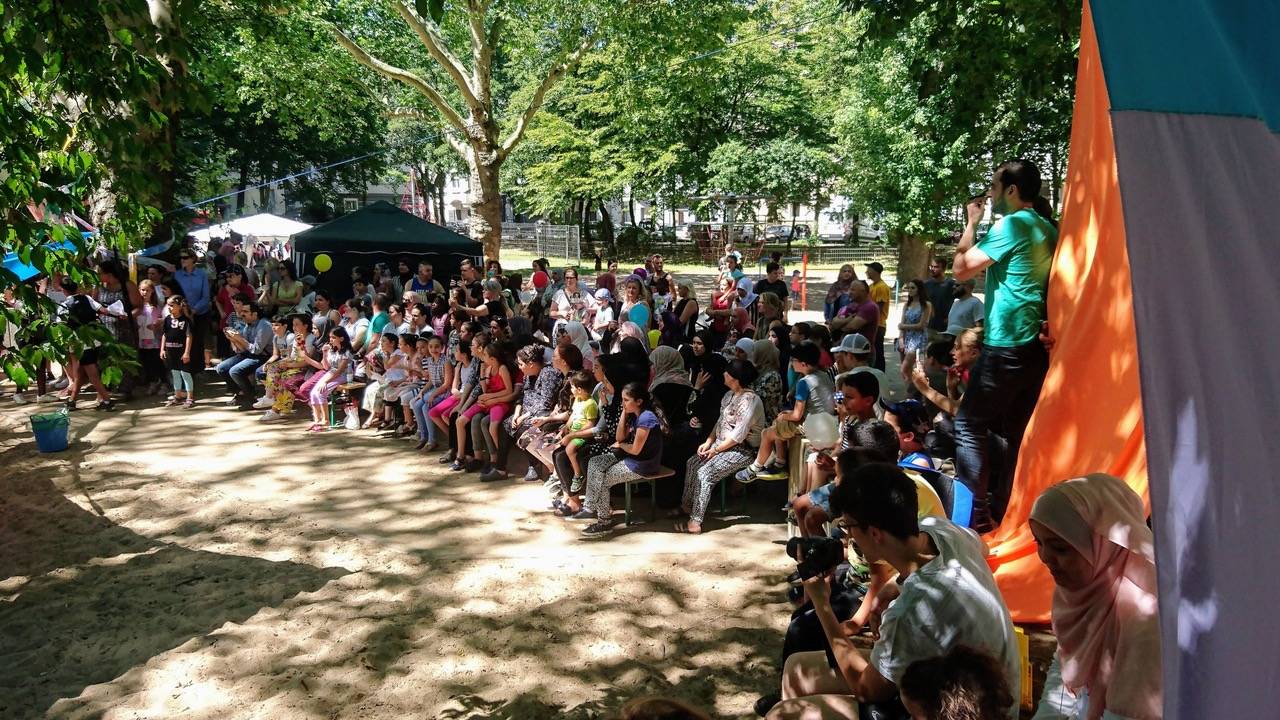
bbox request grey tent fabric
[1113,110,1280,720]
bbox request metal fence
[453,221,582,264]
[759,243,899,268]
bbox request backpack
[66,295,98,330]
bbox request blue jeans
[216,353,265,396]
[411,391,444,441]
[953,339,1049,530]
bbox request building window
[343,197,360,213]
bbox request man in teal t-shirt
[975,208,1055,346]
[949,159,1057,532]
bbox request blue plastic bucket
[30,411,70,453]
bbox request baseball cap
[942,324,967,337]
[879,398,929,431]
[831,333,872,355]
[865,261,884,273]
[594,287,612,301]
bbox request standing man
[173,249,212,370]
[946,278,984,331]
[865,262,892,372]
[755,261,792,315]
[951,158,1057,532]
[830,280,880,365]
[923,260,956,336]
[459,259,484,306]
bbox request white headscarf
[564,320,594,367]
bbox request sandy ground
[0,394,803,719]
[0,269,914,719]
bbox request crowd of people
[0,159,1163,719]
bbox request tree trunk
[468,154,503,259]
[235,158,250,213]
[896,232,931,284]
[597,198,615,257]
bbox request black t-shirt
[465,281,484,306]
[484,299,506,319]
[924,278,956,331]
[163,315,191,348]
[755,278,790,302]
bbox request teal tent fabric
[1093,0,1280,130]
[293,201,481,256]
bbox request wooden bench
[622,466,676,526]
[327,382,366,428]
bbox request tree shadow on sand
[0,473,351,716]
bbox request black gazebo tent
[292,200,481,302]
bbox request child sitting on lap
[559,370,600,489]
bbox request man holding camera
[765,461,1021,720]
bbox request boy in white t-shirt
[765,460,1021,720]
[590,287,615,340]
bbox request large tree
[329,0,743,258]
[828,0,1079,279]
[1,0,202,385]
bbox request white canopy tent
[187,213,312,251]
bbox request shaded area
[0,472,350,717]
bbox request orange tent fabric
[985,0,1150,624]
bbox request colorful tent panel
[1091,1,1280,717]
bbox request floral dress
[902,303,927,356]
[751,369,784,425]
[267,336,310,413]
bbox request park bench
[621,466,676,526]
[327,382,366,428]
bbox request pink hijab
[1030,474,1162,720]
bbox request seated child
[559,370,600,490]
[410,334,450,449]
[738,341,834,482]
[382,333,419,433]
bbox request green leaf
[414,0,444,25]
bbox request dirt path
[0,386,796,719]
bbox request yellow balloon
[314,253,332,273]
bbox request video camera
[785,536,845,584]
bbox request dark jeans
[873,326,887,371]
[954,339,1049,529]
[215,353,265,396]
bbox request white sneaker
[36,394,56,403]
[51,377,69,390]
[260,410,283,422]
[252,396,273,409]
[12,393,27,405]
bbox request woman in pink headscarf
[1029,473,1163,720]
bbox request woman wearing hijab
[1029,474,1162,720]
[562,320,595,368]
[649,345,694,442]
[687,350,728,438]
[680,329,715,385]
[656,310,685,349]
[750,338,784,424]
[823,264,857,321]
[613,320,649,352]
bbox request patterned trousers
[681,447,754,523]
[584,453,646,522]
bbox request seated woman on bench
[673,359,764,534]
